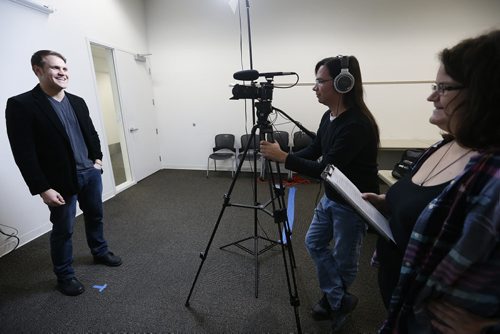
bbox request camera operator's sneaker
[311,292,359,323]
[331,293,359,332]
[311,293,332,320]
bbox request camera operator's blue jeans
[48,167,109,280]
[305,195,366,310]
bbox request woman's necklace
[419,142,472,186]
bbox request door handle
[129,127,139,133]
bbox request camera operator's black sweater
[285,107,379,203]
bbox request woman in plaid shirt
[367,30,500,333]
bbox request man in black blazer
[5,50,122,296]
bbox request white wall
[145,0,500,170]
[0,0,149,256]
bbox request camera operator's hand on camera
[260,140,287,163]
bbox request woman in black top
[373,139,453,308]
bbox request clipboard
[321,165,395,243]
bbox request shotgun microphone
[233,70,297,81]
[233,70,259,81]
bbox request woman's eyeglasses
[431,82,464,95]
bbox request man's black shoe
[331,293,359,332]
[311,293,332,321]
[56,277,85,296]
[93,251,122,267]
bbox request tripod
[185,100,302,333]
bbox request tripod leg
[278,219,302,333]
[185,127,258,306]
[185,194,230,307]
[254,230,259,298]
[263,152,302,333]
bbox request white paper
[321,165,395,243]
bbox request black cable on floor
[0,224,20,255]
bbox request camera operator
[260,56,380,332]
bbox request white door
[113,50,161,182]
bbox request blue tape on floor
[92,283,107,293]
[282,186,296,244]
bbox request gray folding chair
[238,133,265,179]
[207,134,237,177]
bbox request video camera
[230,82,274,101]
[230,69,297,101]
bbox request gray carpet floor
[0,169,386,333]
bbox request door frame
[86,39,139,197]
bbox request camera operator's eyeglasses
[431,82,464,95]
[315,78,333,85]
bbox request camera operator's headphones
[333,55,355,94]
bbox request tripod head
[255,100,273,140]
